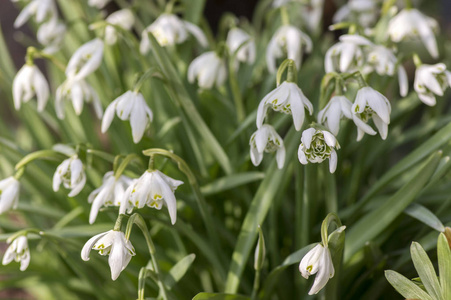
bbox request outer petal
[352,115,377,135]
[322,131,337,147]
[301,128,316,149]
[102,100,118,133]
[329,150,337,174]
[130,94,149,143]
[183,21,208,47]
[298,146,308,165]
[108,232,129,280]
[250,146,263,166]
[398,65,408,97]
[418,92,437,106]
[81,231,109,261]
[276,146,286,169]
[156,175,177,225]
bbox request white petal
[329,150,337,173]
[102,100,117,133]
[398,65,408,97]
[81,231,109,261]
[130,94,149,143]
[183,21,208,47]
[301,128,316,149]
[276,146,286,169]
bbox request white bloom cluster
[14,0,66,53]
[2,236,30,271]
[188,52,227,89]
[104,9,135,45]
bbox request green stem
[114,154,141,180]
[125,213,169,300]
[320,213,342,247]
[228,59,246,122]
[113,214,125,231]
[87,149,115,163]
[403,0,413,9]
[15,150,66,170]
[133,67,162,93]
[250,270,261,300]
[280,6,289,25]
[413,53,422,67]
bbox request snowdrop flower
[104,9,135,45]
[352,86,391,141]
[88,172,133,224]
[0,177,20,214]
[101,91,153,143]
[81,230,135,280]
[414,63,451,106]
[301,0,325,33]
[226,28,256,65]
[52,156,86,197]
[256,81,313,131]
[325,34,372,74]
[266,25,312,73]
[188,51,227,89]
[13,64,49,112]
[55,79,103,120]
[14,0,56,28]
[2,236,30,271]
[37,19,66,54]
[333,0,379,28]
[388,8,439,59]
[317,95,352,136]
[249,124,286,169]
[298,128,340,173]
[120,170,183,225]
[66,38,104,82]
[140,13,207,53]
[299,244,334,295]
[88,0,111,9]
[365,45,408,97]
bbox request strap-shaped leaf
[405,203,445,232]
[164,254,196,290]
[411,241,442,300]
[385,270,433,300]
[438,233,451,299]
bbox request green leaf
[345,151,442,262]
[164,254,196,290]
[259,244,314,299]
[411,241,442,300]
[438,233,451,299]
[182,0,206,23]
[192,293,250,300]
[200,172,265,196]
[385,270,433,300]
[224,128,300,293]
[405,203,445,232]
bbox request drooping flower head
[333,0,379,28]
[0,177,20,214]
[37,18,66,54]
[55,79,103,120]
[13,64,50,112]
[2,236,30,271]
[299,243,335,295]
[257,81,313,131]
[88,171,133,224]
[120,170,183,225]
[65,38,104,82]
[14,0,57,28]
[249,124,286,169]
[317,95,352,136]
[266,25,312,73]
[325,34,372,74]
[388,8,439,59]
[351,86,391,141]
[81,230,135,280]
[104,9,135,45]
[140,13,207,53]
[101,90,154,144]
[414,63,451,106]
[298,128,340,173]
[52,155,86,197]
[226,27,256,65]
[188,51,227,89]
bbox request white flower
[388,8,439,59]
[2,236,30,271]
[52,156,86,197]
[299,244,334,295]
[88,0,111,9]
[88,172,133,224]
[140,13,207,53]
[352,86,391,141]
[317,95,352,136]
[14,0,56,28]
[249,124,286,169]
[101,90,154,143]
[188,51,227,89]
[81,230,135,280]
[37,19,66,54]
[298,128,340,173]
[226,28,256,65]
[333,0,379,28]
[256,81,313,131]
[0,177,20,214]
[266,25,312,73]
[55,79,103,120]
[365,45,408,97]
[325,34,372,74]
[301,0,325,33]
[66,38,104,82]
[104,9,135,45]
[120,170,184,225]
[414,63,451,106]
[13,64,49,112]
